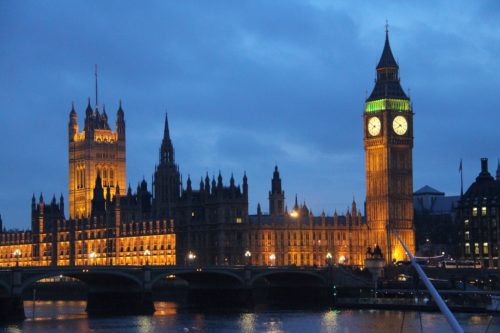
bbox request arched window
[110,168,114,187]
[103,167,108,186]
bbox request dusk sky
[1,1,499,229]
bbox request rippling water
[0,301,497,333]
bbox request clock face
[392,115,408,135]
[367,117,381,136]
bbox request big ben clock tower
[364,28,415,263]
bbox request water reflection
[321,310,339,333]
[239,313,256,333]
[0,301,497,333]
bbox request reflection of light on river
[321,309,339,333]
[153,301,178,316]
[136,316,153,333]
[239,313,256,333]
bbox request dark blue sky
[1,1,499,229]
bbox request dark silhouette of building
[413,186,460,256]
[457,158,500,268]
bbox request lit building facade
[0,30,413,268]
[457,158,500,268]
[68,100,126,219]
[364,29,415,263]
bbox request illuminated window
[191,212,195,217]
[483,242,489,255]
[464,219,469,226]
[472,207,478,216]
[474,243,479,255]
[464,231,470,240]
[481,207,487,216]
[236,217,242,223]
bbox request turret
[69,102,78,141]
[59,193,64,213]
[31,193,36,212]
[269,165,285,216]
[351,197,357,217]
[91,174,106,216]
[496,159,500,181]
[205,174,210,193]
[84,98,93,132]
[242,172,248,198]
[186,175,192,193]
[0,214,3,233]
[116,100,125,141]
[217,171,223,190]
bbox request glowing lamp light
[89,251,96,259]
[290,210,299,218]
[339,255,346,264]
[13,249,22,266]
[245,250,252,258]
[326,252,333,260]
[269,254,276,261]
[144,249,151,256]
[188,252,196,260]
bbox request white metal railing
[392,229,464,333]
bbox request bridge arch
[150,268,245,288]
[20,269,143,294]
[0,279,10,296]
[250,269,327,287]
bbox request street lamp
[187,251,196,266]
[89,251,96,265]
[269,253,276,267]
[244,250,252,266]
[13,249,21,267]
[144,249,151,266]
[326,252,333,266]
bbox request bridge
[0,265,370,321]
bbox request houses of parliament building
[0,30,415,268]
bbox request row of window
[465,242,494,255]
[471,206,497,217]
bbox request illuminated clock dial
[392,115,408,135]
[367,116,381,136]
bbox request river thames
[0,301,497,333]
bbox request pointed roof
[414,185,444,196]
[377,31,398,70]
[163,112,171,141]
[366,28,408,102]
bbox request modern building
[457,158,500,268]
[0,29,414,268]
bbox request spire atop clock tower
[367,28,408,102]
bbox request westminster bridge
[0,265,371,321]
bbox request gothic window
[110,168,114,187]
[472,207,478,216]
[483,242,489,255]
[103,168,108,186]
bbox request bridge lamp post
[144,249,151,266]
[269,254,276,267]
[245,250,252,266]
[89,251,97,266]
[13,249,21,267]
[187,252,196,266]
[326,252,333,267]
